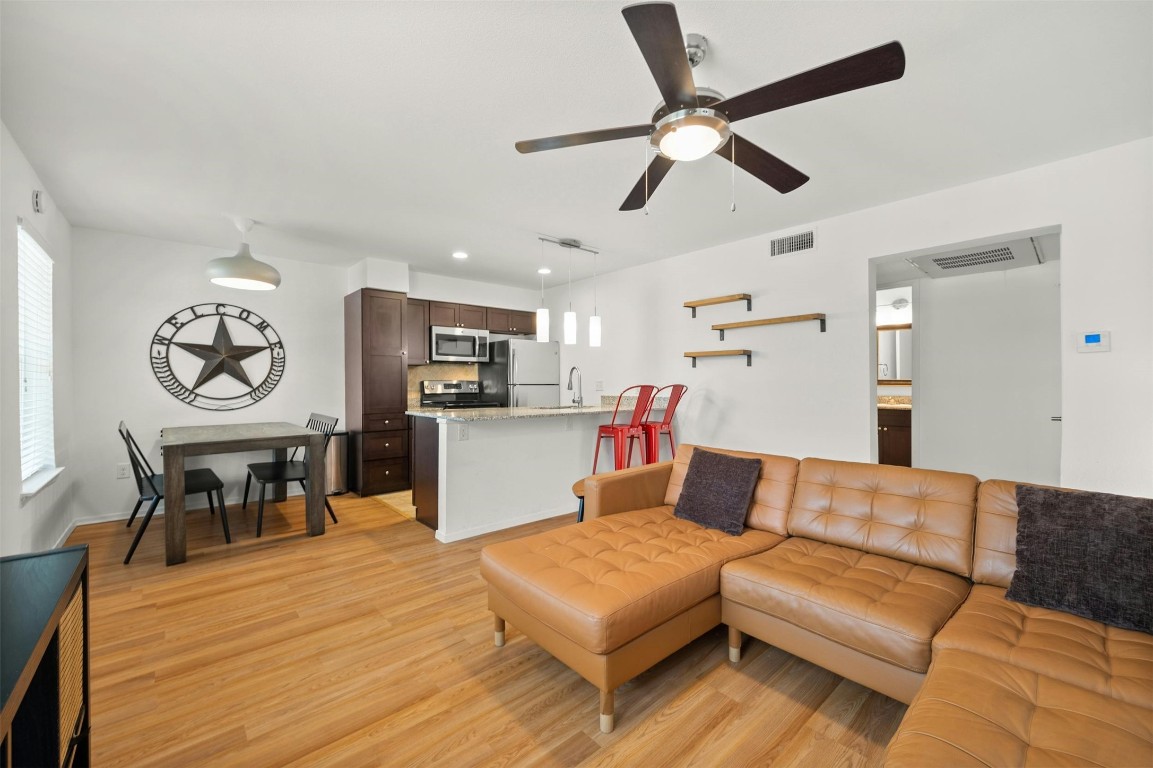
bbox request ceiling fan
[515,1,905,211]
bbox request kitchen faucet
[567,366,583,408]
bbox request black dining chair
[119,421,231,564]
[242,413,340,537]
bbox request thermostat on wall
[1076,331,1111,353]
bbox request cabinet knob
[384,443,390,447]
[385,470,390,475]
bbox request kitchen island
[407,402,662,542]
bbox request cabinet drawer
[365,414,406,432]
[363,430,407,460]
[878,408,911,427]
[362,459,409,494]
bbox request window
[18,223,56,481]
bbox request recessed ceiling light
[537,267,551,275]
[452,251,469,260]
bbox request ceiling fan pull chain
[730,140,737,212]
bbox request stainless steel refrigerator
[479,339,560,407]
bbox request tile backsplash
[407,363,479,406]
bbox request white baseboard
[434,506,574,544]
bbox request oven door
[430,326,489,362]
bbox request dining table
[160,422,326,565]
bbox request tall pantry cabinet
[345,289,410,494]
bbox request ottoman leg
[600,689,615,733]
[728,626,743,663]
[494,615,506,647]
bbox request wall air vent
[907,238,1045,279]
[770,230,815,257]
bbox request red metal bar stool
[642,384,687,464]
[592,384,657,473]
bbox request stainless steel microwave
[430,326,490,363]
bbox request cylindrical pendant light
[563,245,576,345]
[588,250,602,347]
[536,269,550,343]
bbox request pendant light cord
[644,141,650,216]
[730,139,736,213]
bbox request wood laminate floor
[66,494,905,767]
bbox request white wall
[916,261,1062,484]
[68,228,348,525]
[0,123,76,555]
[409,271,537,310]
[554,138,1153,496]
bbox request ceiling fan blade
[717,134,809,194]
[515,124,654,154]
[620,153,676,211]
[714,41,906,123]
[622,2,697,112]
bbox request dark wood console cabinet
[1,545,90,768]
[346,289,411,494]
[878,408,912,467]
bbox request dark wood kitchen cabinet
[429,301,487,329]
[406,299,430,366]
[878,408,912,467]
[346,289,411,494]
[487,308,535,335]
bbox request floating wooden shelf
[684,349,752,367]
[684,293,752,318]
[711,312,826,340]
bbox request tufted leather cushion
[664,444,798,535]
[721,538,971,673]
[480,506,784,654]
[884,649,1153,767]
[789,458,979,577]
[972,479,1022,587]
[934,585,1153,708]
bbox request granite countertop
[877,395,913,410]
[406,405,619,422]
[407,397,669,423]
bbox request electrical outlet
[116,463,131,480]
[458,423,469,441]
[594,380,604,391]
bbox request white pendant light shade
[563,310,577,345]
[588,314,602,347]
[536,307,550,343]
[207,243,281,291]
[209,218,281,290]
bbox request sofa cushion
[789,458,979,577]
[721,538,971,673]
[933,585,1153,708]
[1006,485,1153,633]
[673,447,762,535]
[884,649,1153,768]
[480,506,784,654]
[664,445,798,535]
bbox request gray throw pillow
[1006,485,1153,633]
[673,448,762,536]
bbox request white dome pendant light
[207,217,281,291]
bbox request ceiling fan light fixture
[651,108,730,162]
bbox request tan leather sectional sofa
[479,445,1153,765]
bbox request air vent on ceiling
[907,238,1043,279]
[931,246,1014,271]
[770,230,815,257]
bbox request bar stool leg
[613,433,627,470]
[592,434,603,474]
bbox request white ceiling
[2,1,1150,289]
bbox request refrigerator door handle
[511,351,518,388]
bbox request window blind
[18,224,56,481]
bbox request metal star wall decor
[150,303,285,410]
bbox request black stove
[419,379,501,409]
